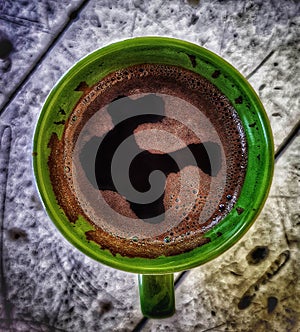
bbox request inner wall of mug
[33,37,273,274]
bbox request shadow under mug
[33,37,274,318]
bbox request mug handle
[138,274,175,318]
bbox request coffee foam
[48,64,247,258]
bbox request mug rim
[33,36,274,274]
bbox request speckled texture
[0,0,85,109]
[0,0,299,331]
[249,44,300,151]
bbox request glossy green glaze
[33,37,273,318]
[138,274,175,318]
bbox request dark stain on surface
[247,246,269,265]
[98,301,113,317]
[187,54,197,67]
[238,250,290,310]
[235,96,243,104]
[259,84,266,91]
[8,228,28,241]
[54,120,66,125]
[272,112,281,117]
[212,70,221,79]
[75,81,89,92]
[265,250,290,280]
[0,37,13,59]
[189,14,199,26]
[58,108,66,115]
[236,207,244,215]
[238,294,255,310]
[267,296,278,314]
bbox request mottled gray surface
[0,0,299,331]
[0,0,85,108]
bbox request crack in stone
[0,0,90,116]
[245,49,275,80]
[0,14,51,33]
[0,125,13,330]
[130,11,137,36]
[200,322,227,331]
[274,120,300,161]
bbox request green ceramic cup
[33,37,274,318]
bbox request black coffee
[48,64,247,258]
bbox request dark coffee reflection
[80,94,221,222]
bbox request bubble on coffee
[48,63,247,258]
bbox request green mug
[33,37,274,318]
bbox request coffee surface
[48,63,247,258]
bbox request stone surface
[248,43,300,151]
[0,0,299,331]
[0,0,85,109]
